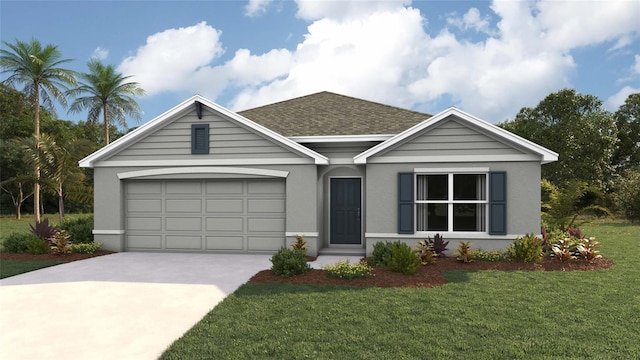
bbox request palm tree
[0,38,76,223]
[69,59,145,145]
[22,134,93,224]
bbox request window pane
[417,175,448,200]
[453,204,486,231]
[454,174,486,200]
[417,203,447,231]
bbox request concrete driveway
[0,252,360,360]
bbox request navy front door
[330,178,362,244]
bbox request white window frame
[414,169,489,234]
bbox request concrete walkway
[0,252,361,360]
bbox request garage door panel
[206,182,242,194]
[248,236,283,251]
[128,217,162,231]
[206,217,243,232]
[166,182,202,194]
[248,218,285,232]
[128,182,161,194]
[128,235,162,249]
[206,236,244,250]
[166,236,202,250]
[248,199,285,213]
[166,199,202,213]
[206,199,243,213]
[127,199,162,213]
[166,217,202,231]
[248,181,284,194]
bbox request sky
[1,0,639,128]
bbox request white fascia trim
[353,107,558,164]
[95,158,313,167]
[285,232,319,237]
[93,230,125,235]
[290,134,393,143]
[365,232,520,239]
[414,167,490,173]
[366,154,540,164]
[79,95,329,168]
[118,167,289,180]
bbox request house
[79,92,558,257]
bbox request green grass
[0,213,91,249]
[161,220,640,359]
[0,260,64,279]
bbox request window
[191,124,209,154]
[415,173,487,232]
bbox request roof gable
[79,95,328,168]
[353,107,558,164]
[238,91,430,137]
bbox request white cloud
[245,0,271,17]
[606,86,640,110]
[447,8,493,34]
[634,54,640,74]
[295,0,410,21]
[90,47,109,60]
[118,22,225,96]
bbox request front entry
[330,178,362,244]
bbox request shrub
[541,225,567,254]
[290,234,307,254]
[474,249,508,262]
[384,241,420,275]
[415,240,436,265]
[50,231,73,255]
[61,216,94,244]
[427,233,449,257]
[369,241,393,267]
[30,218,59,243]
[551,238,577,262]
[324,260,373,279]
[575,237,602,260]
[70,242,103,254]
[270,247,310,277]
[3,232,35,253]
[507,234,543,262]
[26,237,50,254]
[456,241,473,263]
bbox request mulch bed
[0,250,116,263]
[249,256,614,288]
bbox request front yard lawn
[161,221,640,359]
[0,260,64,279]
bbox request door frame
[328,176,363,246]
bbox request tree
[22,134,93,224]
[613,169,640,222]
[612,93,640,172]
[500,89,617,190]
[0,38,76,223]
[0,139,34,219]
[68,59,145,145]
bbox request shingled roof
[237,91,431,137]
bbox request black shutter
[489,171,506,235]
[191,124,209,154]
[398,173,414,234]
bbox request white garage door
[125,179,285,252]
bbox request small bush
[290,234,307,254]
[70,242,103,254]
[384,241,420,275]
[415,240,436,265]
[369,241,393,267]
[50,231,73,255]
[26,237,50,254]
[576,237,602,260]
[474,249,508,262]
[3,232,36,253]
[270,247,310,277]
[507,234,543,263]
[324,260,373,279]
[551,238,577,262]
[427,234,449,257]
[61,216,94,244]
[456,241,473,263]
[30,218,58,243]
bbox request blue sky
[2,0,639,128]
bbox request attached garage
[125,179,286,252]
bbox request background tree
[0,38,76,223]
[0,139,34,219]
[611,93,640,172]
[22,134,93,224]
[500,88,617,190]
[68,59,145,145]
